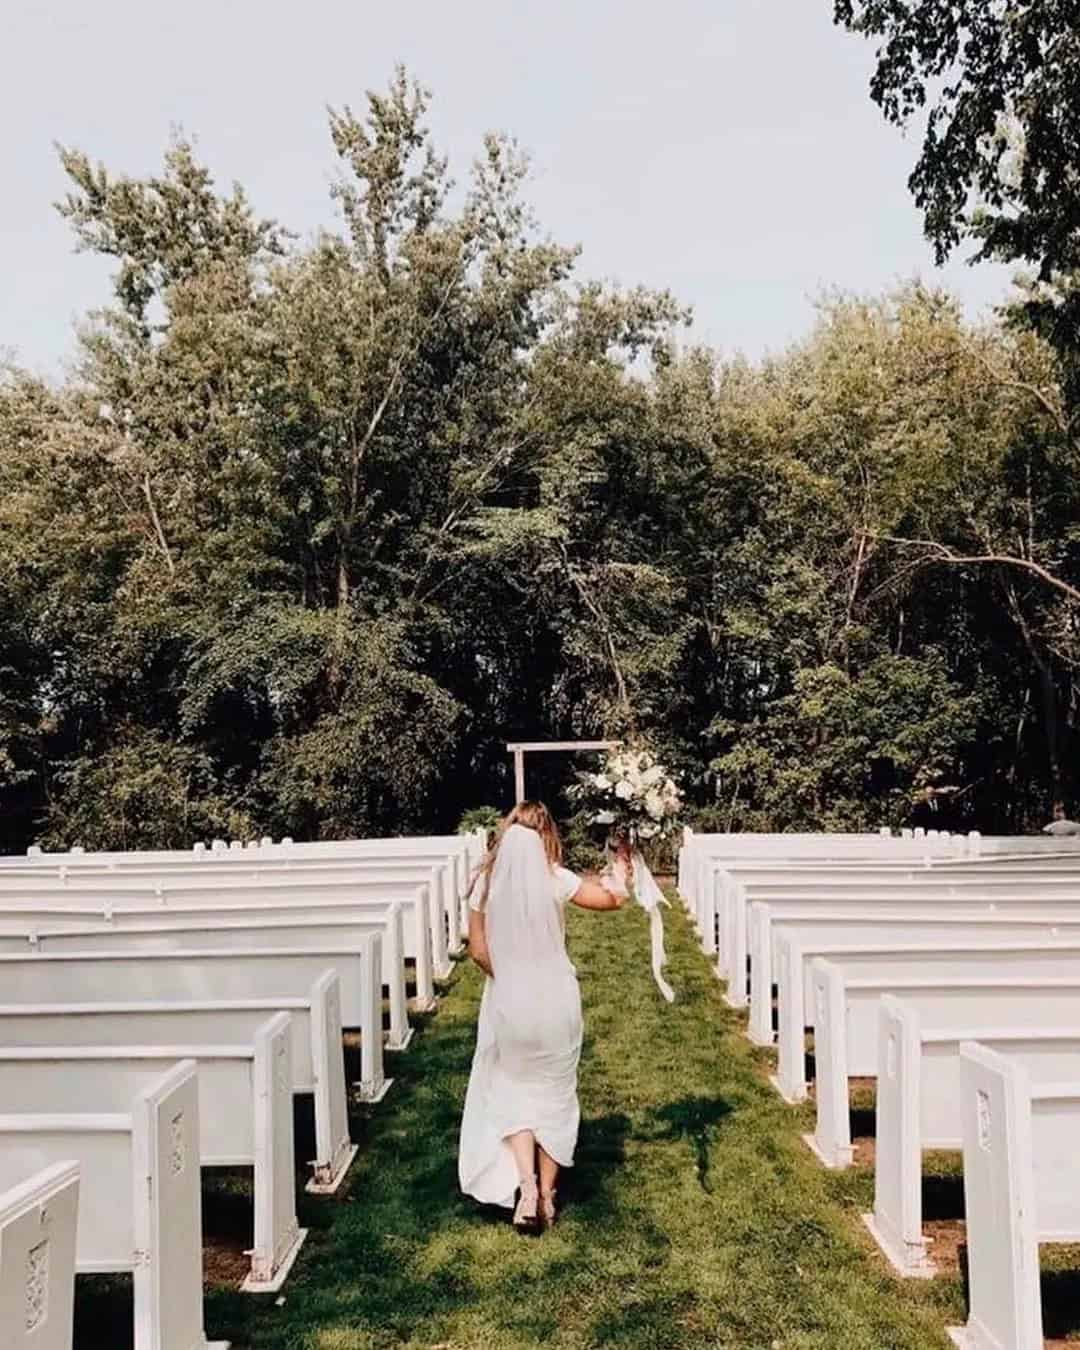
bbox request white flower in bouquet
[643,764,664,786]
[644,789,665,821]
[638,821,659,839]
[594,774,612,791]
[614,779,634,800]
[593,809,616,825]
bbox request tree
[834,2,1080,406]
[6,67,1080,848]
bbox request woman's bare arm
[570,854,630,911]
[570,877,626,911]
[468,908,495,977]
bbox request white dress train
[458,824,583,1208]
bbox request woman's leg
[537,1144,559,1195]
[537,1144,559,1227]
[507,1130,539,1229]
[506,1129,537,1184]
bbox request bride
[458,800,629,1233]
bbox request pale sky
[2,0,1016,379]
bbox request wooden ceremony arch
[506,740,621,805]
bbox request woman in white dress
[458,800,629,1233]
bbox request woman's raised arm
[570,878,625,911]
[570,854,630,912]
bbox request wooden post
[506,741,622,807]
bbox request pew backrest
[0,1161,79,1350]
[0,1060,207,1350]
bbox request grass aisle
[198,899,960,1348]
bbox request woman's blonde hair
[469,800,563,908]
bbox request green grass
[76,897,971,1350]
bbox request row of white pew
[679,826,1080,963]
[0,864,457,987]
[0,831,486,1347]
[676,831,1080,1344]
[0,831,489,958]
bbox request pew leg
[307,1142,360,1195]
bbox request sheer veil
[484,822,569,976]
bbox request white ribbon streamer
[630,849,675,1003]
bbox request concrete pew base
[801,1132,854,1170]
[356,1076,394,1104]
[768,1073,806,1104]
[240,1225,309,1294]
[388,1027,415,1053]
[306,1142,360,1196]
[859,1212,935,1279]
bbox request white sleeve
[554,865,582,905]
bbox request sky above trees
[1,0,1016,378]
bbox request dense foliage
[834,3,1080,408]
[3,68,1080,850]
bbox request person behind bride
[458,800,629,1233]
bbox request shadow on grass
[644,1097,733,1192]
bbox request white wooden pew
[0,885,437,1008]
[678,830,968,930]
[745,896,1080,1031]
[0,1161,80,1350]
[724,862,1080,971]
[698,853,1080,968]
[684,845,960,945]
[706,862,998,967]
[725,872,1080,1010]
[678,828,1080,897]
[0,942,389,1101]
[747,904,1080,1042]
[0,870,448,985]
[0,1018,303,1291]
[0,910,413,1054]
[0,969,354,1194]
[775,935,1080,1102]
[809,961,1080,1165]
[0,1060,227,1350]
[948,1042,1080,1350]
[3,845,473,955]
[867,995,1080,1276]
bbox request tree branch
[863,531,1080,607]
[141,472,176,574]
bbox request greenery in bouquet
[569,747,683,850]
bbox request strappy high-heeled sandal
[513,1176,540,1234]
[539,1187,557,1229]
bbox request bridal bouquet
[570,747,682,1002]
[571,747,683,847]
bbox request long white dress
[458,823,583,1208]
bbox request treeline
[3,71,1079,851]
